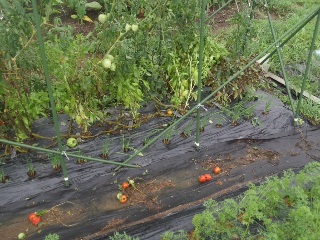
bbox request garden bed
[0,91,319,239]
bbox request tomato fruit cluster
[28,213,41,226]
[199,173,212,183]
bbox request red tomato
[213,166,221,175]
[28,213,41,226]
[28,213,37,221]
[122,182,130,190]
[120,194,127,204]
[32,216,41,226]
[204,174,212,181]
[199,175,206,183]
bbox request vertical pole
[242,0,256,55]
[264,0,296,118]
[195,0,207,150]
[31,0,70,187]
[295,9,320,120]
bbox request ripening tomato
[204,174,212,181]
[213,166,221,175]
[122,182,130,190]
[199,175,206,183]
[167,109,173,116]
[120,194,127,204]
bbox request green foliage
[161,230,188,240]
[109,231,139,240]
[187,162,320,239]
[297,99,320,125]
[44,233,60,240]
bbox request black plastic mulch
[0,91,319,240]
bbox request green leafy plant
[0,167,9,183]
[161,230,188,240]
[162,127,175,145]
[109,231,138,240]
[49,154,61,172]
[222,100,255,126]
[76,150,88,164]
[186,162,320,239]
[122,136,131,152]
[44,233,60,240]
[27,160,36,178]
[101,138,110,159]
[181,121,192,138]
[263,100,272,115]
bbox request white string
[61,151,70,161]
[197,104,208,111]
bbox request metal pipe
[264,0,296,116]
[295,9,320,120]
[0,138,138,168]
[195,0,207,150]
[31,0,70,187]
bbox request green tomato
[106,54,114,62]
[125,23,132,32]
[18,233,26,240]
[67,137,78,148]
[102,58,112,69]
[110,63,116,71]
[131,24,139,32]
[98,14,108,23]
[75,115,82,125]
[64,105,70,113]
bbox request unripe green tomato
[102,58,112,69]
[110,63,116,71]
[98,14,108,23]
[125,23,132,32]
[131,24,139,32]
[75,115,82,125]
[64,105,70,113]
[106,54,114,62]
[18,233,26,240]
